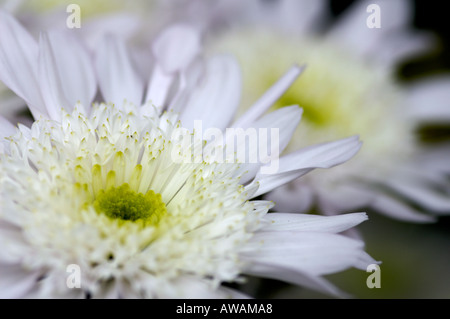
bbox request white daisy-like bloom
[207,0,450,223]
[0,11,376,298]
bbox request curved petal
[229,0,329,34]
[232,65,304,128]
[146,24,201,108]
[0,116,15,138]
[158,276,246,299]
[0,263,40,299]
[385,178,450,214]
[152,24,201,74]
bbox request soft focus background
[1,0,449,299]
[342,0,450,299]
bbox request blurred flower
[208,0,450,222]
[0,0,223,123]
[0,12,375,298]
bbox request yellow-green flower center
[93,183,167,223]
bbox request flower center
[93,183,167,223]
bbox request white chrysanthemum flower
[208,0,450,222]
[0,11,375,298]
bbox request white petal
[0,88,26,121]
[242,232,376,276]
[373,30,437,68]
[160,276,237,299]
[236,105,303,183]
[178,55,242,131]
[0,263,39,298]
[316,183,375,214]
[251,105,302,152]
[234,0,329,34]
[152,24,201,74]
[0,116,15,138]
[232,65,304,128]
[96,35,143,107]
[249,136,362,197]
[385,178,450,214]
[167,57,205,114]
[261,212,368,233]
[406,76,450,122]
[38,32,70,121]
[270,0,329,33]
[145,24,201,108]
[0,11,46,118]
[39,31,96,116]
[368,190,437,223]
[144,64,174,110]
[219,287,252,299]
[416,145,450,174]
[1,0,24,13]
[266,181,314,213]
[80,13,142,50]
[0,221,35,263]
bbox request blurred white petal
[407,76,450,122]
[179,55,241,130]
[261,212,368,233]
[0,10,45,118]
[232,65,304,128]
[327,0,412,57]
[96,35,143,107]
[242,231,376,276]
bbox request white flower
[0,11,376,298]
[207,0,450,222]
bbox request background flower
[0,0,449,299]
[206,0,450,225]
[210,0,450,298]
[0,12,376,298]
